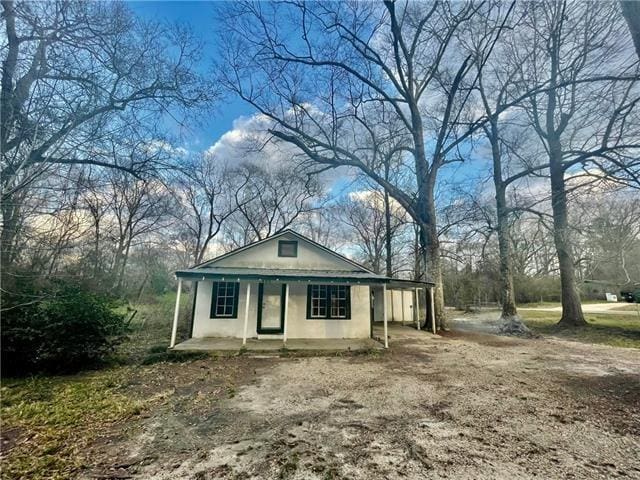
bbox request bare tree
[296,207,346,252]
[1,0,212,277]
[513,1,639,326]
[106,171,174,294]
[172,154,239,265]
[219,1,516,328]
[578,193,640,287]
[468,4,540,334]
[338,188,408,275]
[224,162,323,247]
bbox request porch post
[401,290,405,326]
[429,286,436,334]
[415,288,421,330]
[282,283,290,346]
[170,278,183,348]
[383,284,389,349]
[242,283,251,346]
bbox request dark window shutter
[210,282,218,318]
[306,285,312,318]
[345,286,351,319]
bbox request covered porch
[169,269,435,350]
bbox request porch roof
[175,267,434,286]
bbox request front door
[257,283,285,334]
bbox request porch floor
[173,336,383,352]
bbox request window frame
[278,240,298,257]
[308,284,328,319]
[210,281,240,319]
[306,284,351,320]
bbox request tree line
[1,0,639,335]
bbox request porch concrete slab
[173,337,383,352]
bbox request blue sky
[131,1,255,149]
[131,1,363,197]
[128,1,490,199]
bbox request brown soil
[82,326,640,480]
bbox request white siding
[192,280,259,338]
[191,281,371,339]
[211,233,359,271]
[286,284,371,339]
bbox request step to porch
[257,334,284,340]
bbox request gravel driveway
[87,324,640,480]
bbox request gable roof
[192,229,375,274]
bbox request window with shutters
[210,282,239,318]
[306,284,350,319]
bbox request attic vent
[278,240,298,257]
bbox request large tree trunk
[411,103,446,329]
[549,139,587,327]
[487,122,531,336]
[495,185,532,335]
[384,187,393,278]
[495,187,517,316]
[419,195,446,330]
[412,224,422,282]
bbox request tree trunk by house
[411,95,446,329]
[549,138,587,327]
[495,184,532,335]
[417,181,445,330]
[486,120,531,336]
[384,187,393,278]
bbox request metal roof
[175,266,434,286]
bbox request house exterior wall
[385,289,415,323]
[191,280,371,339]
[211,232,358,271]
[285,284,371,339]
[372,285,386,323]
[192,280,259,338]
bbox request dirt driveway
[519,302,638,315]
[86,325,640,480]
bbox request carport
[383,279,436,334]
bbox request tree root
[497,314,538,338]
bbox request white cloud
[204,112,355,188]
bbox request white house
[170,230,434,349]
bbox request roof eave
[175,269,387,284]
[175,269,434,286]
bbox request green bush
[1,283,127,376]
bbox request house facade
[170,230,434,348]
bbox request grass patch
[522,311,640,348]
[0,292,211,479]
[115,291,193,364]
[1,369,146,479]
[518,299,614,308]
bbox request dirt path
[85,326,640,480]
